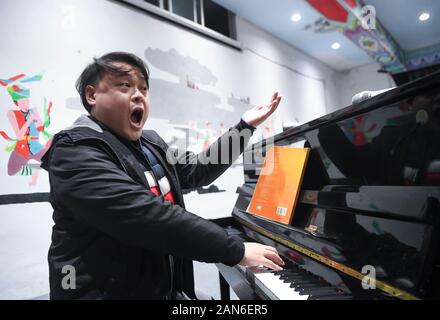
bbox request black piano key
[281,274,317,281]
[290,281,327,289]
[279,272,307,279]
[299,287,339,296]
[281,268,313,276]
[272,263,296,274]
[309,294,353,300]
[283,260,296,267]
[282,275,319,283]
[282,271,322,280]
[277,269,303,276]
[272,262,339,298]
[299,285,336,293]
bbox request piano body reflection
[214,71,440,300]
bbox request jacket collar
[69,114,163,149]
[67,114,103,133]
[60,114,185,207]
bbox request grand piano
[214,71,440,300]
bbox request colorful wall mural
[0,74,53,186]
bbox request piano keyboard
[240,262,353,300]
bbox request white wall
[235,18,343,120]
[0,0,342,194]
[0,0,384,299]
[336,61,396,107]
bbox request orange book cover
[247,146,310,225]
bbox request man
[41,52,284,300]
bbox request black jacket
[41,115,253,299]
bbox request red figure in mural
[0,74,53,186]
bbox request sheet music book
[247,146,310,225]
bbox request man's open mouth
[130,107,144,127]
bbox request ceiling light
[419,13,430,21]
[291,13,302,22]
[331,42,341,50]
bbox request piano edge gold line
[236,216,420,300]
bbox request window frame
[120,0,241,50]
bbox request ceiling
[212,0,440,71]
[364,0,440,51]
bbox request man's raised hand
[241,92,282,128]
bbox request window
[168,0,236,39]
[121,0,239,48]
[143,0,159,6]
[196,0,203,24]
[171,0,195,22]
[203,0,235,38]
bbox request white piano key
[254,271,309,300]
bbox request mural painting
[0,74,53,186]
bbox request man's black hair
[76,52,150,113]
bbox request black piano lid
[233,70,440,299]
[243,69,440,188]
[247,70,440,150]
